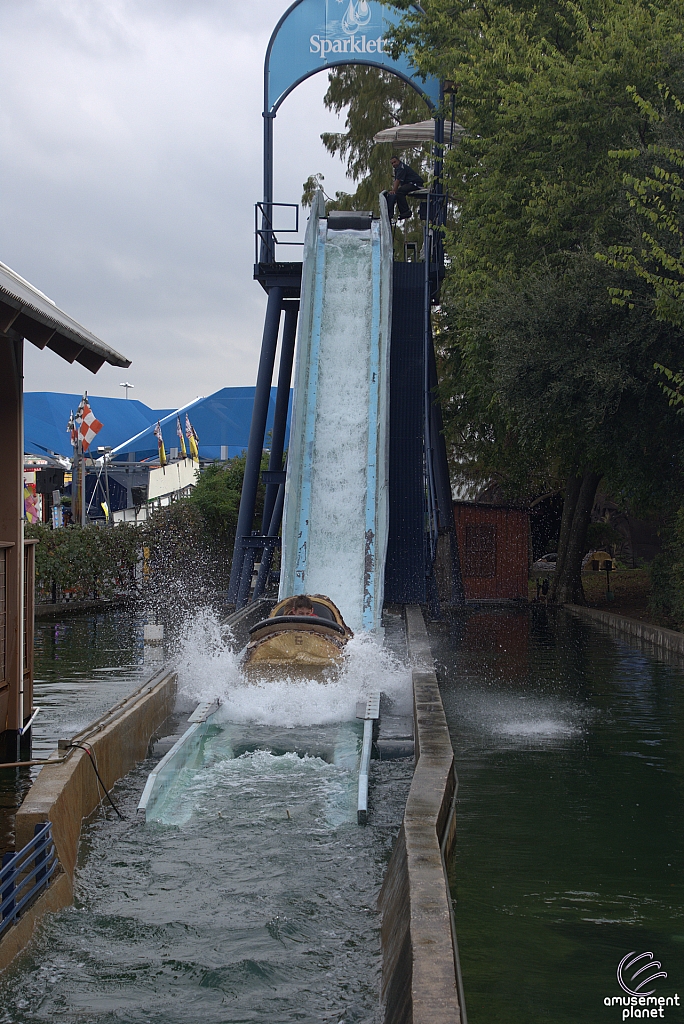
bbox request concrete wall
[1,665,177,971]
[379,605,462,1024]
[565,604,684,659]
[15,666,177,873]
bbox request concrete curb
[0,873,72,972]
[378,606,462,1024]
[565,604,684,659]
[0,666,177,972]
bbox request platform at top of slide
[279,193,393,634]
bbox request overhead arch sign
[265,0,441,114]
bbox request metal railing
[0,822,59,936]
[255,202,303,265]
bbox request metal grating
[384,262,427,604]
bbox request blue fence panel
[0,822,59,937]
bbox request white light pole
[120,382,134,399]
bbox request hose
[68,743,124,819]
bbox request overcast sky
[1,0,354,409]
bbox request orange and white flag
[79,398,103,452]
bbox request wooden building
[0,261,130,761]
[453,501,529,602]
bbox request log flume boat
[242,595,353,680]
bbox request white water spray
[173,608,411,728]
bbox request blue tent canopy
[109,387,292,462]
[24,388,292,463]
[24,392,171,459]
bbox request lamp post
[119,382,134,400]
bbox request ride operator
[384,156,424,220]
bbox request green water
[430,608,684,1023]
[0,611,145,853]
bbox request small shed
[1,260,130,761]
[453,502,529,601]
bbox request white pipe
[357,718,373,825]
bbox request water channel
[430,608,684,1023]
[0,610,412,1024]
[1,607,683,1022]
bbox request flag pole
[72,438,79,524]
[80,436,86,526]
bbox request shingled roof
[0,260,130,373]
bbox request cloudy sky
[1,0,354,409]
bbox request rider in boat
[285,596,316,616]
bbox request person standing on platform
[384,156,424,220]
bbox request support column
[228,286,284,602]
[429,339,465,606]
[261,302,297,532]
[260,112,276,264]
[0,336,23,761]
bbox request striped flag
[185,414,199,461]
[154,420,167,467]
[176,415,187,459]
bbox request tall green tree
[388,0,684,601]
[302,64,433,261]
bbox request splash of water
[173,607,411,728]
[451,687,585,744]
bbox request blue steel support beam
[428,337,465,606]
[228,286,284,602]
[252,475,287,601]
[261,113,276,264]
[261,303,297,532]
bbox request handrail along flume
[356,692,380,825]
[139,694,382,824]
[1,823,59,937]
[137,700,220,820]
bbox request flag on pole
[176,415,187,459]
[154,420,167,467]
[79,397,103,452]
[185,414,199,461]
[67,410,78,447]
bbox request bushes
[26,453,265,608]
[26,521,140,602]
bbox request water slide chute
[278,194,393,635]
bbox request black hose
[68,743,124,819]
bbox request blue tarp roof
[109,387,291,462]
[24,392,171,459]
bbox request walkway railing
[0,823,58,937]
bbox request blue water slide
[279,192,393,633]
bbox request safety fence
[0,823,58,937]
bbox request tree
[441,255,684,600]
[302,65,434,257]
[604,87,684,328]
[387,0,684,601]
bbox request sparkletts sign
[265,0,440,113]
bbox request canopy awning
[0,261,131,373]
[373,119,464,147]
